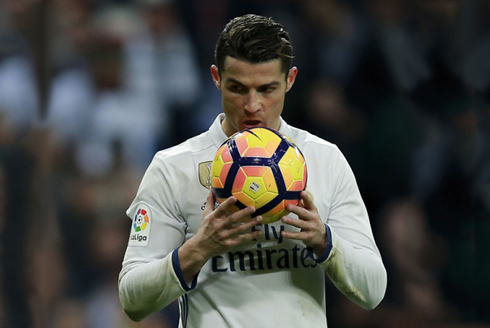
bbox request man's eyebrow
[224,78,245,86]
[225,78,281,88]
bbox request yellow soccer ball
[211,128,307,224]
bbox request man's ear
[211,65,221,90]
[286,67,298,92]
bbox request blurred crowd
[0,0,489,327]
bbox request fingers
[211,195,256,226]
[230,228,262,246]
[281,191,323,242]
[281,215,307,230]
[286,191,318,220]
[281,228,314,242]
[216,215,263,245]
[280,213,325,247]
[213,195,238,217]
[205,194,261,245]
[299,190,317,211]
[228,205,255,225]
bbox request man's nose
[244,90,261,113]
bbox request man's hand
[178,190,262,282]
[281,191,327,257]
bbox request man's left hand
[281,191,327,257]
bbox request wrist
[307,224,333,263]
[315,222,328,256]
[177,237,209,283]
[172,249,198,291]
[313,240,328,258]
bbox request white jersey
[119,114,387,328]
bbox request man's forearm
[119,252,188,321]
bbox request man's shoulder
[153,131,215,165]
[287,125,339,152]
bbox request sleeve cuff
[172,248,198,291]
[307,224,333,263]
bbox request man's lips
[243,120,263,129]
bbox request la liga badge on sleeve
[129,203,152,247]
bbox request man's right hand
[178,190,263,283]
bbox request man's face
[211,57,297,137]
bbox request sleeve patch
[128,203,152,247]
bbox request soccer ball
[210,127,307,224]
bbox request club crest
[198,161,213,189]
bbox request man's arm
[281,151,387,310]
[119,251,187,322]
[118,156,189,322]
[119,191,262,322]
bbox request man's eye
[229,85,245,93]
[260,87,275,93]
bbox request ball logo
[134,208,149,232]
[249,181,261,193]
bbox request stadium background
[0,0,489,327]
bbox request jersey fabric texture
[119,114,387,328]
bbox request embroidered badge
[198,161,213,189]
[128,203,151,247]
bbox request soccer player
[119,14,387,327]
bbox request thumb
[203,189,216,216]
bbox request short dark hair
[214,14,294,76]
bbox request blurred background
[0,0,489,327]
